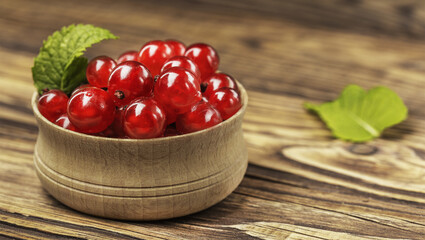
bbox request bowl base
[34,149,248,221]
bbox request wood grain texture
[0,0,425,238]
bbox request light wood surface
[1,0,425,238]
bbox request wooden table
[1,0,425,239]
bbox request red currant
[137,40,175,77]
[185,43,219,81]
[86,56,117,88]
[108,61,154,107]
[71,84,92,96]
[203,73,237,98]
[54,113,77,132]
[154,67,202,114]
[117,50,138,64]
[38,89,68,122]
[67,87,116,133]
[123,98,166,139]
[207,88,241,120]
[161,56,201,82]
[176,100,222,133]
[165,39,185,56]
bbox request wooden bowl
[31,83,248,220]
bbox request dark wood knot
[348,144,378,155]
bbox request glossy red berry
[207,88,241,120]
[154,67,202,114]
[117,50,138,64]
[123,98,166,139]
[161,56,201,82]
[203,73,237,98]
[67,87,116,133]
[54,113,77,132]
[108,61,154,107]
[176,100,222,134]
[86,56,117,88]
[165,39,185,56]
[71,84,92,96]
[137,40,175,76]
[38,89,68,122]
[185,43,219,81]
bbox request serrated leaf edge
[32,24,118,94]
[303,85,408,142]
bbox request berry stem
[114,90,125,99]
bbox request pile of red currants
[37,40,242,139]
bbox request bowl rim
[32,81,248,142]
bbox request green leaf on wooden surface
[32,24,118,94]
[304,84,408,142]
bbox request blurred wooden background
[1,0,425,239]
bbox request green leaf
[32,24,118,94]
[304,84,408,142]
